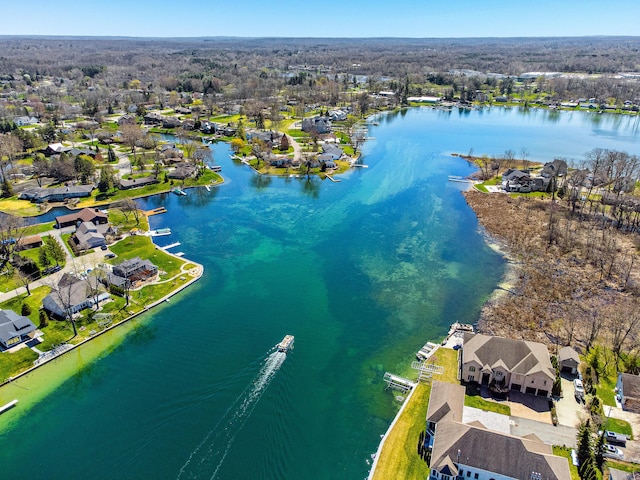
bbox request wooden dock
[0,399,18,415]
[326,174,341,183]
[144,207,167,216]
[161,242,181,250]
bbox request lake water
[1,107,639,480]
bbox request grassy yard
[0,348,38,382]
[553,446,580,480]
[464,384,512,416]
[108,235,184,278]
[108,209,149,232]
[603,417,634,439]
[0,197,44,217]
[372,347,459,480]
[596,375,617,407]
[371,383,432,480]
[23,222,55,236]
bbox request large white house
[460,333,555,397]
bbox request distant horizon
[3,0,640,38]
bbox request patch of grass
[553,446,580,480]
[603,417,633,439]
[0,287,50,325]
[371,383,432,480]
[108,235,184,278]
[464,383,512,415]
[0,348,38,382]
[475,184,489,193]
[23,223,55,236]
[596,375,617,407]
[0,197,44,217]
[606,459,640,474]
[108,209,149,232]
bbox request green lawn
[596,375,617,407]
[603,417,633,439]
[108,235,184,278]
[372,347,460,480]
[108,209,149,232]
[553,446,580,480]
[23,223,55,236]
[0,197,44,217]
[0,348,38,382]
[372,383,432,480]
[464,384,512,416]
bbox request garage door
[537,389,548,397]
[511,384,521,391]
[525,387,536,395]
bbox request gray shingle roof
[0,310,37,348]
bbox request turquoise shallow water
[1,107,639,479]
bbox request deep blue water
[0,107,639,480]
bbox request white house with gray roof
[461,333,555,397]
[427,381,571,480]
[0,310,40,350]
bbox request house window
[467,473,471,478]
[469,366,476,372]
[474,474,479,479]
[467,375,475,382]
[544,380,547,386]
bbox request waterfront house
[168,162,197,180]
[461,333,555,397]
[118,176,158,190]
[321,144,343,160]
[71,221,116,251]
[424,381,465,450]
[0,309,41,350]
[108,257,158,289]
[19,184,95,203]
[426,381,570,480]
[558,346,580,375]
[55,208,108,229]
[42,274,110,318]
[616,372,640,413]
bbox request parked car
[105,253,116,259]
[602,444,624,459]
[100,244,108,250]
[604,431,627,446]
[574,379,585,401]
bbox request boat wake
[176,349,287,480]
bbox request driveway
[507,390,553,424]
[510,416,578,448]
[605,405,640,464]
[555,376,588,428]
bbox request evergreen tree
[98,165,115,193]
[39,309,49,328]
[21,303,32,317]
[107,146,117,163]
[38,247,51,269]
[0,178,13,198]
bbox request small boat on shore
[448,175,472,183]
[277,335,295,353]
[172,188,187,196]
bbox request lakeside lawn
[596,374,617,407]
[372,347,458,480]
[0,198,45,217]
[108,234,185,278]
[75,170,222,208]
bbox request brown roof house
[56,208,108,229]
[616,373,640,413]
[426,381,571,480]
[558,346,580,375]
[461,333,555,397]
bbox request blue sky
[3,0,640,37]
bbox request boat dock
[161,242,181,250]
[416,341,438,361]
[144,207,167,216]
[353,164,369,168]
[174,252,185,257]
[204,185,211,192]
[383,373,416,393]
[0,399,18,415]
[325,174,341,183]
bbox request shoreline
[0,252,204,390]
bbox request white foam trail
[177,350,287,480]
